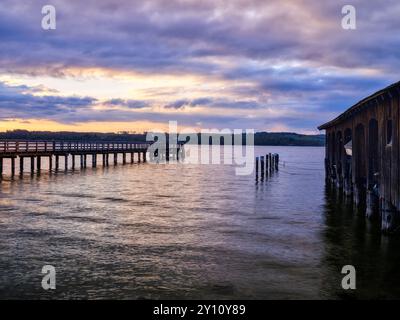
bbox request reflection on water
[0,146,400,299]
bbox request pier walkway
[0,141,150,177]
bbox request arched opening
[343,128,352,194]
[355,124,366,183]
[355,124,367,206]
[331,132,336,165]
[336,131,343,178]
[368,119,379,187]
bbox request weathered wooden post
[80,154,84,168]
[114,153,118,165]
[0,157,3,177]
[268,153,272,173]
[92,154,97,168]
[64,155,68,171]
[84,154,87,168]
[37,156,41,173]
[55,155,59,171]
[255,156,259,181]
[275,154,279,171]
[272,154,275,171]
[72,155,75,169]
[11,158,15,177]
[123,153,126,164]
[131,152,134,163]
[260,156,264,180]
[19,157,24,175]
[30,157,34,174]
[49,156,53,171]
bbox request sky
[0,0,399,134]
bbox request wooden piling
[0,158,3,177]
[255,156,259,181]
[260,156,265,180]
[55,155,59,171]
[49,156,52,171]
[37,156,41,173]
[30,157,34,174]
[64,155,68,170]
[92,154,97,168]
[269,153,272,174]
[11,158,15,177]
[20,157,24,175]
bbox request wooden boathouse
[318,81,400,233]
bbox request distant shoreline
[0,130,325,147]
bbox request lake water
[1,146,400,299]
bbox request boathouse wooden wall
[323,87,400,217]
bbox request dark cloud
[0,0,399,131]
[104,98,149,109]
[0,82,96,119]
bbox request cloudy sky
[0,0,399,134]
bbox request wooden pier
[255,153,279,181]
[0,141,150,178]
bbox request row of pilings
[255,153,279,181]
[325,159,400,234]
[0,151,147,178]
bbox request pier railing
[0,141,151,154]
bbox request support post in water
[37,156,41,174]
[30,157,34,175]
[269,153,272,174]
[20,157,24,176]
[64,155,68,171]
[260,156,265,180]
[55,155,59,171]
[255,156,259,181]
[275,154,279,171]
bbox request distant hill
[254,132,325,146]
[0,130,325,147]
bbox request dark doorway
[368,119,379,187]
[355,124,366,184]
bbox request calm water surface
[1,146,400,299]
